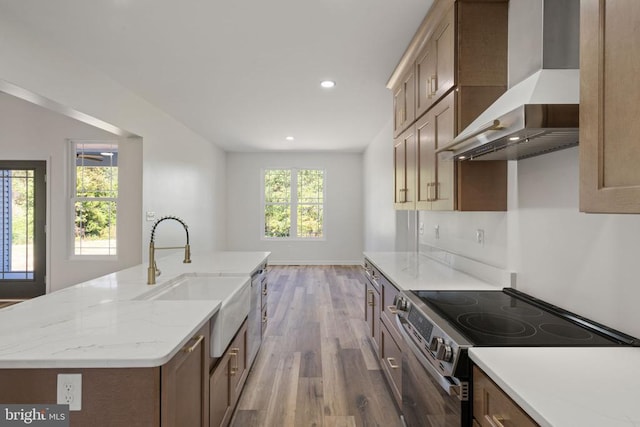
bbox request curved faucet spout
[147,216,191,285]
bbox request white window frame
[261,168,326,241]
[69,140,119,260]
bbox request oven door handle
[396,315,467,400]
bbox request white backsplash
[415,147,640,338]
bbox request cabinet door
[364,280,380,355]
[473,365,538,427]
[580,0,640,213]
[380,321,402,407]
[431,91,456,211]
[415,4,455,117]
[229,322,248,402]
[416,92,456,211]
[162,323,209,427]
[394,126,417,210]
[432,4,455,103]
[416,38,437,118]
[416,109,435,210]
[210,353,232,427]
[393,68,416,137]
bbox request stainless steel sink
[136,273,251,357]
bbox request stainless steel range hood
[439,0,580,161]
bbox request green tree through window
[264,169,324,238]
[72,141,118,256]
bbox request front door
[0,161,46,299]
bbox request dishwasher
[247,265,266,367]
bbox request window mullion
[291,168,298,238]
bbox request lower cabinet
[473,365,538,427]
[363,258,403,408]
[210,320,248,427]
[379,321,402,406]
[161,322,210,427]
[364,271,381,356]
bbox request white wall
[226,152,363,264]
[0,92,142,291]
[514,147,640,337]
[0,13,227,272]
[362,119,397,252]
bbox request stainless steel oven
[395,292,472,427]
[394,288,638,427]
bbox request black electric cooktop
[412,288,636,347]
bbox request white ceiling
[0,0,433,152]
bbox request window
[263,168,324,239]
[71,141,118,256]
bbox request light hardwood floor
[231,265,403,427]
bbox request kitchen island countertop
[0,251,269,369]
[470,346,640,427]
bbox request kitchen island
[0,251,269,426]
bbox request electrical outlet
[146,211,156,221]
[476,229,485,245]
[434,225,440,240]
[419,222,424,235]
[57,373,82,411]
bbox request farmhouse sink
[136,273,251,357]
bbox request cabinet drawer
[380,321,402,407]
[473,365,538,427]
[380,276,401,335]
[362,260,381,293]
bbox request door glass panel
[1,169,35,280]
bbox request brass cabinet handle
[386,357,399,369]
[430,74,437,97]
[183,335,204,353]
[387,305,398,314]
[367,290,375,307]
[262,315,268,323]
[262,288,268,296]
[398,188,408,203]
[484,415,505,427]
[229,347,240,375]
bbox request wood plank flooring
[231,266,402,427]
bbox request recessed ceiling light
[320,80,336,88]
[100,152,114,156]
[458,156,467,160]
[286,136,295,141]
[508,136,520,141]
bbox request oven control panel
[396,293,467,379]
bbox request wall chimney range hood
[439,0,580,161]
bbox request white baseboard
[267,259,361,266]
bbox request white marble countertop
[0,251,269,369]
[470,347,640,427]
[363,251,510,291]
